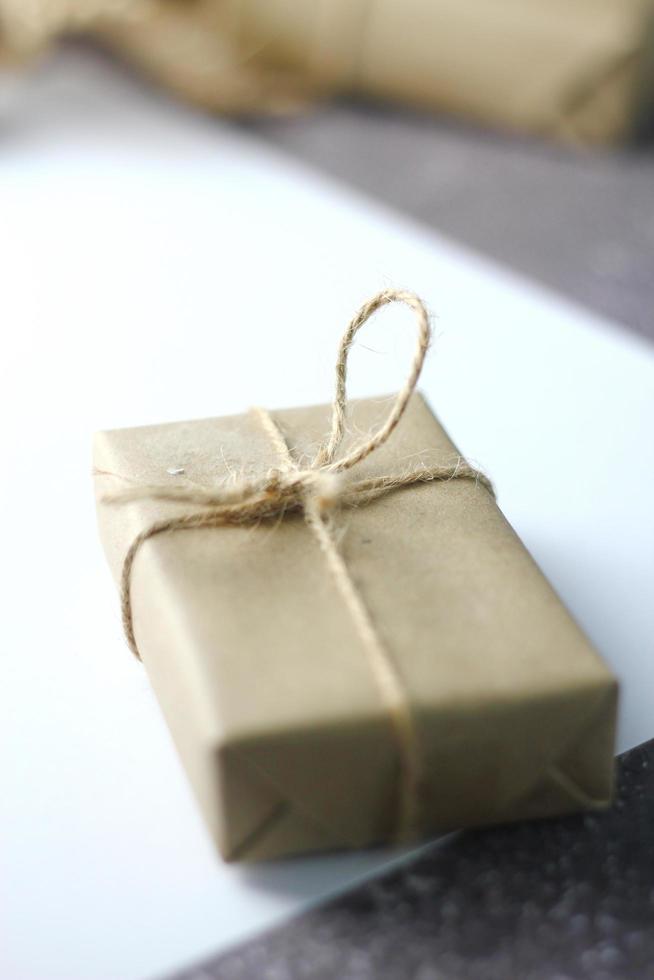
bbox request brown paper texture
[94,394,617,861]
[236,0,654,143]
[3,0,652,142]
[241,0,654,143]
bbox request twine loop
[101,288,493,841]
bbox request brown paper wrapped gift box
[94,392,617,861]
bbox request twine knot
[308,470,345,516]
[101,288,494,842]
[263,466,344,517]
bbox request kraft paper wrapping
[230,0,654,143]
[94,394,617,861]
[2,0,653,142]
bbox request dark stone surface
[169,739,654,980]
[245,103,654,344]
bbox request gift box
[93,292,617,861]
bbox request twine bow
[105,288,493,840]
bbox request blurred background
[2,0,654,339]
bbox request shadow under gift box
[93,393,617,861]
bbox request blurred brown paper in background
[1,0,653,144]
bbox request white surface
[1,48,654,980]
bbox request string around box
[101,288,494,841]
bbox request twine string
[103,288,493,840]
[314,289,431,471]
[251,401,424,839]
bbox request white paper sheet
[1,47,653,980]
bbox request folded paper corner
[217,741,346,862]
